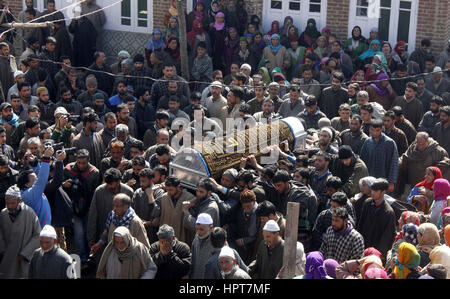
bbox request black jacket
[150,238,191,279]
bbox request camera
[65,114,80,123]
[44,142,77,155]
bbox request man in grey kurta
[189,213,215,279]
[28,225,75,279]
[0,186,41,279]
[87,169,134,247]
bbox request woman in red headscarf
[394,41,409,64]
[408,166,443,213]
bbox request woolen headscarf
[363,247,383,259]
[433,178,450,201]
[304,251,327,279]
[445,224,450,247]
[323,259,339,279]
[359,39,381,60]
[429,245,450,279]
[360,255,383,278]
[417,223,441,254]
[370,72,390,96]
[402,223,418,246]
[393,242,420,279]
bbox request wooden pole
[1,22,54,28]
[282,202,299,279]
[175,0,190,81]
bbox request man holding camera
[63,149,101,265]
[17,145,66,227]
[50,107,76,147]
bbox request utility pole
[282,202,300,279]
[175,0,190,81]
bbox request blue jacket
[360,133,399,183]
[21,161,52,227]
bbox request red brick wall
[153,0,174,31]
[416,0,449,55]
[5,0,23,16]
[326,0,350,42]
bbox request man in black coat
[0,154,18,210]
[356,178,396,260]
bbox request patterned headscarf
[402,223,418,246]
[393,242,420,279]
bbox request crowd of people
[0,0,449,279]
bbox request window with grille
[310,0,321,12]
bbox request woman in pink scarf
[210,12,226,71]
[430,179,450,225]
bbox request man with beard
[247,83,267,115]
[204,81,227,126]
[77,75,108,108]
[104,124,140,160]
[135,87,155,139]
[132,168,165,243]
[383,110,409,155]
[72,112,102,167]
[143,111,170,148]
[267,82,285,112]
[0,185,41,279]
[166,97,190,127]
[319,207,364,264]
[310,151,333,214]
[189,213,215,279]
[340,115,369,155]
[88,92,110,123]
[315,127,338,154]
[122,156,147,191]
[248,220,284,279]
[28,225,75,279]
[331,145,368,198]
[432,105,450,155]
[182,179,220,242]
[0,102,19,143]
[116,103,137,138]
[0,125,15,161]
[126,54,153,92]
[159,176,196,244]
[277,84,306,118]
[0,43,15,100]
[319,72,348,119]
[38,37,59,80]
[392,106,417,145]
[0,154,18,210]
[100,140,131,176]
[392,82,424,129]
[298,96,327,130]
[209,169,241,227]
[107,81,136,113]
[419,96,445,134]
[219,246,251,279]
[253,98,280,123]
[150,63,190,110]
[356,178,396,259]
[87,168,134,258]
[273,170,317,252]
[93,112,116,162]
[55,87,83,116]
[416,77,435,112]
[426,67,450,97]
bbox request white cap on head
[40,225,57,239]
[14,71,24,78]
[54,107,68,116]
[5,185,21,199]
[196,213,213,225]
[321,127,333,138]
[240,63,251,71]
[263,220,280,232]
[219,246,235,260]
[434,66,442,72]
[211,81,223,88]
